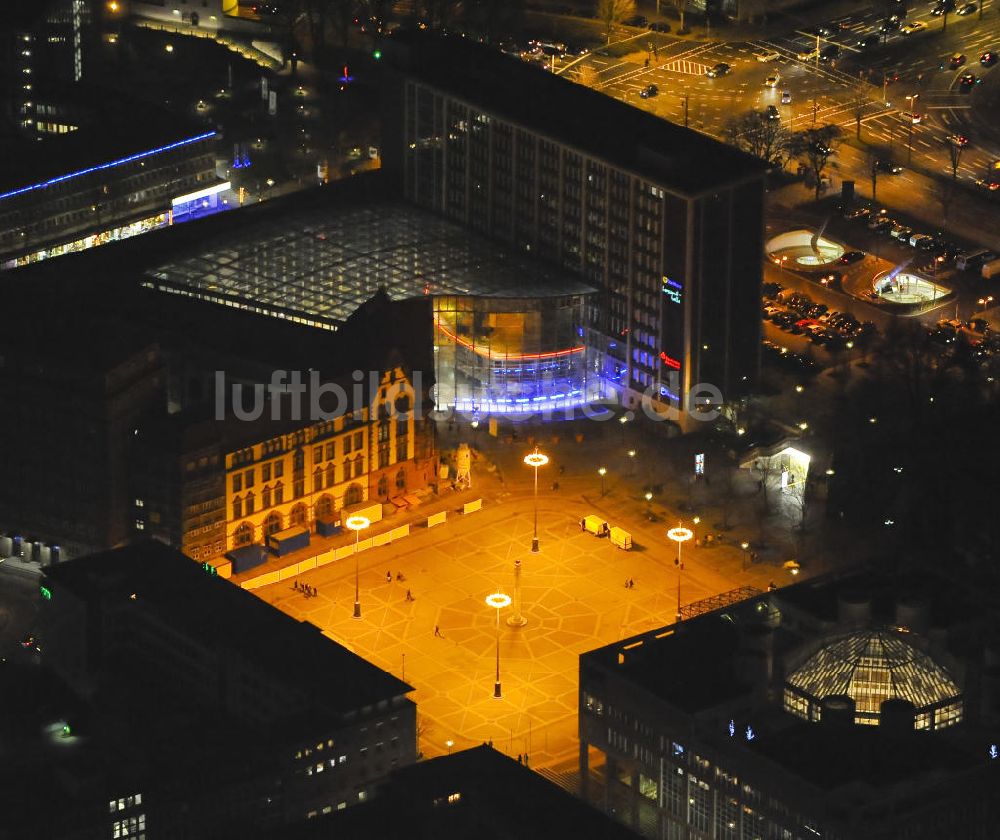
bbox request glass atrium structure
[142,200,603,412]
[784,629,963,731]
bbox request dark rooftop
[260,746,643,839]
[751,721,975,789]
[43,541,413,714]
[0,84,211,198]
[386,32,768,197]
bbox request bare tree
[724,110,789,168]
[672,0,689,33]
[596,0,636,42]
[945,136,964,181]
[753,456,780,513]
[849,78,873,140]
[575,63,599,88]
[790,124,841,200]
[714,452,741,530]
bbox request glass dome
[784,629,963,730]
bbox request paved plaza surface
[255,420,793,775]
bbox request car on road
[810,24,836,36]
[982,51,998,67]
[900,21,927,34]
[869,215,894,233]
[901,111,924,124]
[781,90,792,104]
[948,133,970,147]
[705,62,732,77]
[957,2,977,13]
[890,223,914,240]
[797,49,819,60]
[755,49,780,61]
[857,36,880,50]
[975,178,1000,191]
[844,205,872,220]
[909,233,935,248]
[880,17,902,32]
[764,73,781,87]
[639,84,658,98]
[819,44,840,62]
[875,159,903,174]
[764,104,781,120]
[949,53,967,68]
[931,0,955,16]
[959,73,979,90]
[839,250,866,264]
[649,21,672,32]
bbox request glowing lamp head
[598,467,607,477]
[345,515,370,532]
[523,450,549,469]
[485,592,512,610]
[644,492,653,501]
[667,525,693,544]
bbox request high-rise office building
[383,35,768,426]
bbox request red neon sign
[659,352,681,370]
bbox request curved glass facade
[433,294,606,414]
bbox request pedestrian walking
[294,581,299,591]
[518,754,523,764]
[386,570,392,583]
[406,589,413,602]
[434,625,442,637]
[524,753,529,766]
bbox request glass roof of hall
[787,628,961,711]
[145,202,596,325]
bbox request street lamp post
[598,467,607,497]
[523,448,549,554]
[619,414,629,447]
[486,592,512,698]
[627,449,636,475]
[346,515,370,619]
[905,94,919,164]
[740,540,751,570]
[667,524,694,623]
[979,296,994,313]
[644,491,653,518]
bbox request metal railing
[680,586,763,620]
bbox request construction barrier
[428,511,447,528]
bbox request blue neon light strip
[0,131,217,202]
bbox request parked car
[901,111,924,124]
[649,21,671,32]
[868,216,893,233]
[622,14,647,26]
[843,205,871,220]
[890,223,913,240]
[839,250,866,264]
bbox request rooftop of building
[257,745,643,839]
[42,541,413,714]
[582,568,989,714]
[0,84,212,200]
[385,31,768,197]
[140,174,597,323]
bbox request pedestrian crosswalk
[660,59,712,76]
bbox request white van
[581,515,609,537]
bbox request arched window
[290,503,308,527]
[345,483,364,506]
[353,454,364,478]
[395,468,407,490]
[313,466,323,494]
[315,494,334,521]
[232,495,242,520]
[262,485,272,508]
[264,511,282,537]
[245,491,255,515]
[275,481,284,505]
[234,522,253,548]
[326,462,336,487]
[378,474,388,497]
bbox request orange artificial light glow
[435,320,584,361]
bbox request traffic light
[373,49,382,60]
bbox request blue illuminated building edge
[0,132,217,202]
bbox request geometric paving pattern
[254,481,762,769]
